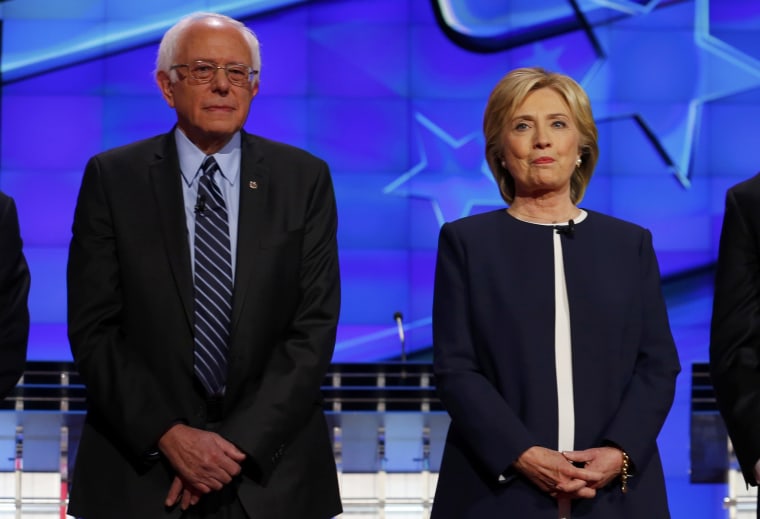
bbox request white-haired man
[67,12,341,519]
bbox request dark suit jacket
[711,172,760,497]
[0,192,30,398]
[66,130,341,519]
[431,209,680,519]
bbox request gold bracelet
[620,450,630,494]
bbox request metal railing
[0,361,447,519]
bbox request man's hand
[159,423,246,508]
[165,475,202,510]
[562,446,625,490]
[513,446,603,500]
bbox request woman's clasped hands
[514,445,625,500]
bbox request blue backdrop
[5,0,753,363]
[1,1,756,515]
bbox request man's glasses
[170,60,258,87]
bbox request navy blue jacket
[432,209,680,518]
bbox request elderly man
[0,191,29,399]
[67,12,341,519]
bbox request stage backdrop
[3,0,758,517]
[4,0,753,363]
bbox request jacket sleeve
[710,186,760,485]
[595,229,681,473]
[432,222,536,481]
[67,156,183,459]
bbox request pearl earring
[501,161,507,168]
[575,157,582,168]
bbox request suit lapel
[149,132,194,328]
[232,131,269,333]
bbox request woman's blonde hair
[483,67,598,204]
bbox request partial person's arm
[710,186,760,485]
[0,195,29,398]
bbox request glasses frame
[169,60,258,87]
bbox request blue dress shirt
[175,128,241,281]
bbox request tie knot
[201,155,220,179]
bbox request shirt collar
[175,128,241,187]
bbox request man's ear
[250,81,259,101]
[156,71,175,108]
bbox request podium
[0,362,83,518]
[324,363,448,518]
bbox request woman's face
[501,87,581,200]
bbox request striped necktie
[193,155,233,395]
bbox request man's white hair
[155,12,261,87]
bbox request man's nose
[210,67,231,91]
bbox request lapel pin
[249,181,258,190]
